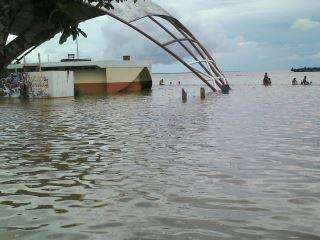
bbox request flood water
[0,71,320,240]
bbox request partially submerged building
[7,57,152,96]
[0,70,75,98]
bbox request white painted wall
[47,71,74,98]
[28,71,74,98]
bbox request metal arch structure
[9,0,229,92]
[100,0,229,92]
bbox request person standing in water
[292,78,298,85]
[263,73,271,86]
[301,76,311,85]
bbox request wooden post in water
[38,53,42,72]
[221,84,230,94]
[200,87,205,99]
[182,88,187,102]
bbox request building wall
[106,67,144,83]
[74,67,152,94]
[73,67,150,84]
[46,71,74,98]
[6,61,152,95]
[74,69,106,84]
[29,71,74,98]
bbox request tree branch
[0,0,130,71]
[0,32,8,45]
[3,29,57,67]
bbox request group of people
[292,76,312,86]
[263,73,312,87]
[159,78,230,94]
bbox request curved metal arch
[10,0,228,91]
[163,38,198,47]
[163,16,228,85]
[149,15,227,89]
[102,0,228,91]
[103,12,216,92]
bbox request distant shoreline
[291,67,320,72]
[153,69,320,74]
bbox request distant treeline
[291,67,320,72]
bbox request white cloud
[291,18,320,31]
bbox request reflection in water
[1,72,320,240]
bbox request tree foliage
[0,0,137,70]
[39,0,137,44]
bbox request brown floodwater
[0,71,320,240]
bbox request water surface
[1,71,320,240]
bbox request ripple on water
[1,78,320,239]
[288,197,319,205]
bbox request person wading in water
[301,76,311,86]
[292,78,298,85]
[263,73,272,86]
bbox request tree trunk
[0,0,11,70]
[0,0,102,74]
[0,0,58,71]
[0,57,6,77]
[0,0,24,74]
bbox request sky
[14,0,320,72]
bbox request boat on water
[291,67,320,72]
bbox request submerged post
[182,88,187,102]
[200,87,205,99]
[221,84,230,94]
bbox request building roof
[7,60,152,70]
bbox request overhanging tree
[0,0,136,76]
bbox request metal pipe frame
[103,11,228,92]
[166,17,227,86]
[104,12,219,91]
[147,16,224,90]
[152,15,227,87]
[130,13,228,86]
[170,18,229,85]
[11,3,228,92]
[162,38,198,47]
[148,15,225,90]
